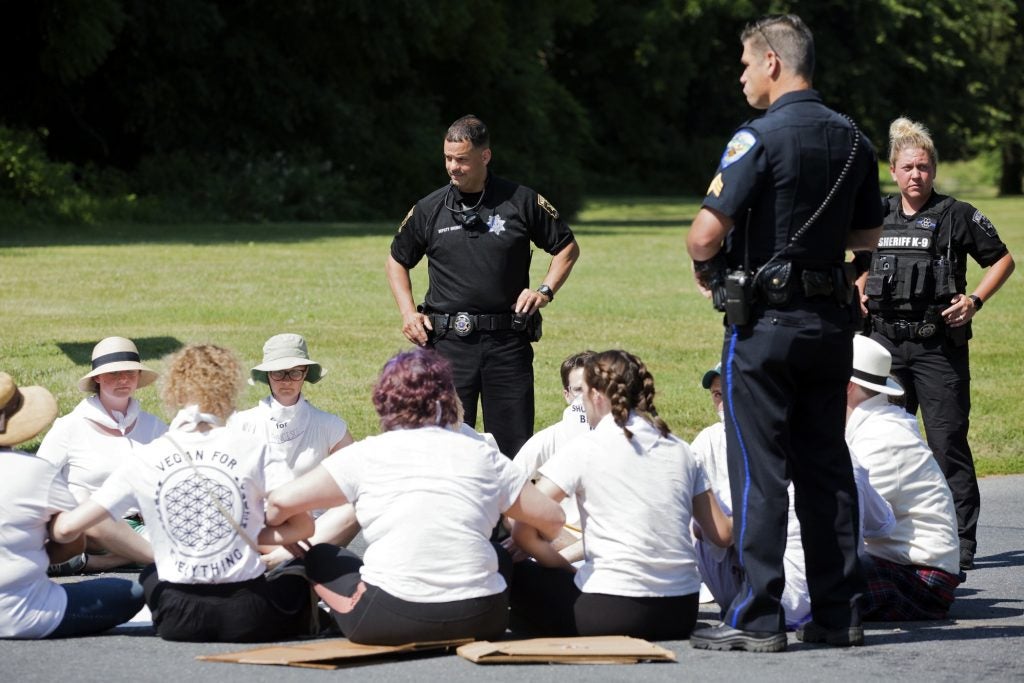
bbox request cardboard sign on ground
[198,637,472,669]
[457,636,677,664]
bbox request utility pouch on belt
[526,311,543,342]
[724,271,752,326]
[760,262,793,305]
[801,269,833,299]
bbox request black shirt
[703,90,882,269]
[390,174,575,313]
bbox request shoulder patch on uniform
[972,209,997,237]
[720,129,757,169]
[706,172,724,197]
[538,194,560,220]
[398,206,414,233]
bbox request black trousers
[722,302,864,633]
[139,564,313,642]
[870,330,978,558]
[304,543,513,645]
[509,561,699,640]
[431,328,534,457]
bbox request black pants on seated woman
[303,543,514,645]
[510,560,699,640]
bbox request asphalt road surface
[3,475,1021,682]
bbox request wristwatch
[968,294,983,311]
[537,284,554,302]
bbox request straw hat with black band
[0,372,58,447]
[78,337,158,393]
[850,335,905,397]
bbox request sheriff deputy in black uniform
[862,117,1016,572]
[385,115,580,457]
[685,15,883,653]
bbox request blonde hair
[160,343,243,421]
[889,117,938,168]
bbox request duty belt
[871,315,939,342]
[429,312,516,337]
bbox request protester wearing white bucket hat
[230,333,357,569]
[1,372,144,639]
[37,336,165,574]
[845,335,961,620]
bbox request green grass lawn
[2,194,1021,475]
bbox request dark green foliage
[1,0,1021,223]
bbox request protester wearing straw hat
[38,337,166,574]
[230,333,357,569]
[1,372,144,639]
[846,335,961,620]
[52,344,317,643]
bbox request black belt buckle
[453,312,474,337]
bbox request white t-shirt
[846,394,959,574]
[513,399,590,532]
[37,396,167,505]
[229,395,348,479]
[91,418,291,584]
[690,419,812,627]
[321,426,529,603]
[0,450,78,638]
[539,412,709,598]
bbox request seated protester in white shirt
[693,361,894,630]
[846,335,961,620]
[52,344,316,643]
[38,337,166,574]
[264,348,565,646]
[510,350,732,640]
[230,333,357,569]
[0,372,143,639]
[511,350,593,558]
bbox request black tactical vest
[865,196,957,318]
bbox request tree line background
[1,0,1022,224]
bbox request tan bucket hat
[851,335,905,396]
[250,333,324,385]
[78,336,159,393]
[0,372,58,446]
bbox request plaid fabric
[861,555,960,621]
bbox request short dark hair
[560,350,595,390]
[446,115,489,149]
[372,348,460,431]
[741,14,815,81]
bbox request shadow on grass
[58,337,185,366]
[1,222,397,247]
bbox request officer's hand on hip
[514,288,550,315]
[402,311,433,346]
[942,294,976,328]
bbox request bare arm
[261,504,360,568]
[687,207,733,296]
[514,239,580,315]
[509,477,572,571]
[945,251,1017,327]
[46,516,86,564]
[691,489,733,548]
[329,431,356,454]
[258,511,315,546]
[266,464,349,527]
[385,254,432,346]
[50,500,116,544]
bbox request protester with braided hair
[509,350,732,640]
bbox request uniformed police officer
[862,117,1016,572]
[385,115,580,457]
[686,15,883,652]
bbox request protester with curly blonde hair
[52,343,316,642]
[510,350,732,640]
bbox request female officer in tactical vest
[861,117,1015,572]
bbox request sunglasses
[269,368,307,381]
